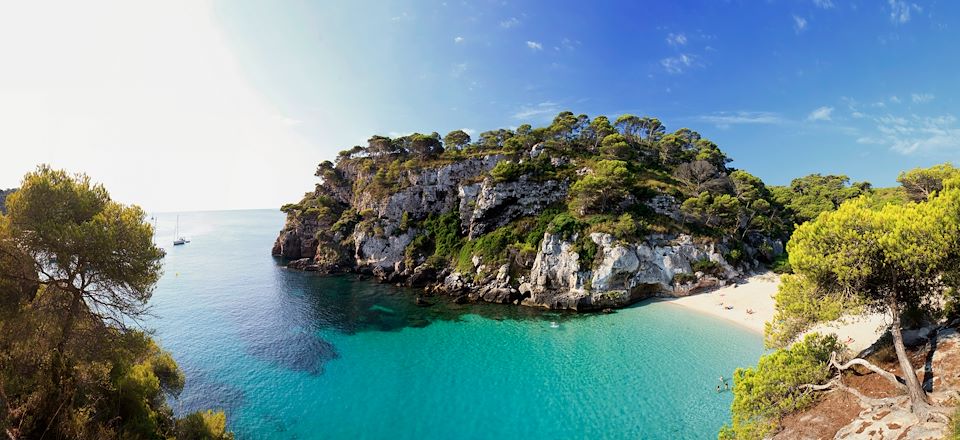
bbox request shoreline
[659,271,887,354]
[657,272,779,335]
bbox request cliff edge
[273,113,789,310]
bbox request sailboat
[173,215,190,246]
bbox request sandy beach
[663,272,888,354]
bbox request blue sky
[215,0,960,188]
[1,1,957,211]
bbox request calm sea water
[147,209,762,439]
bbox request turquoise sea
[147,210,763,439]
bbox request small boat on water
[550,321,560,329]
[173,215,190,246]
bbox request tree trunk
[56,289,83,357]
[888,297,932,413]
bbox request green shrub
[547,212,583,240]
[176,410,234,440]
[332,209,361,234]
[943,288,960,322]
[490,157,557,183]
[456,226,518,273]
[405,212,463,267]
[584,213,647,241]
[490,161,523,182]
[524,207,563,249]
[725,248,744,265]
[719,333,842,440]
[692,258,721,274]
[280,203,301,213]
[770,253,792,274]
[672,272,697,284]
[571,234,598,269]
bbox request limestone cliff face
[461,177,569,238]
[274,152,783,311]
[495,232,747,310]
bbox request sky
[1,0,959,211]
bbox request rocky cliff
[273,114,788,310]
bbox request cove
[146,209,763,439]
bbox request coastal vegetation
[0,166,231,439]
[719,333,842,439]
[0,189,14,214]
[277,110,931,314]
[278,111,888,310]
[723,163,960,438]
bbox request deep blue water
[147,209,762,439]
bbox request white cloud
[807,106,834,121]
[813,0,835,9]
[889,95,902,104]
[461,128,476,136]
[793,15,808,33]
[888,0,921,24]
[861,114,960,154]
[454,36,464,43]
[912,93,935,103]
[526,41,542,51]
[697,111,782,129]
[500,17,520,28]
[451,62,468,77]
[666,32,687,47]
[0,1,317,212]
[513,101,560,120]
[660,53,697,74]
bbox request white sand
[662,272,887,354]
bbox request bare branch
[829,352,905,391]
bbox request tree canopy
[897,162,959,202]
[766,183,960,414]
[770,174,871,225]
[720,334,842,440]
[0,166,232,439]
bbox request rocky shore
[273,149,784,311]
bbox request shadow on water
[246,330,339,375]
[224,255,614,380]
[173,365,245,417]
[269,258,591,335]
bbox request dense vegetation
[722,162,960,439]
[286,111,925,290]
[286,111,917,284]
[0,167,231,439]
[0,188,14,214]
[719,334,842,439]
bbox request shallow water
[147,209,762,439]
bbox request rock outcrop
[515,231,743,310]
[461,177,569,238]
[273,139,785,311]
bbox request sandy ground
[663,272,887,354]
